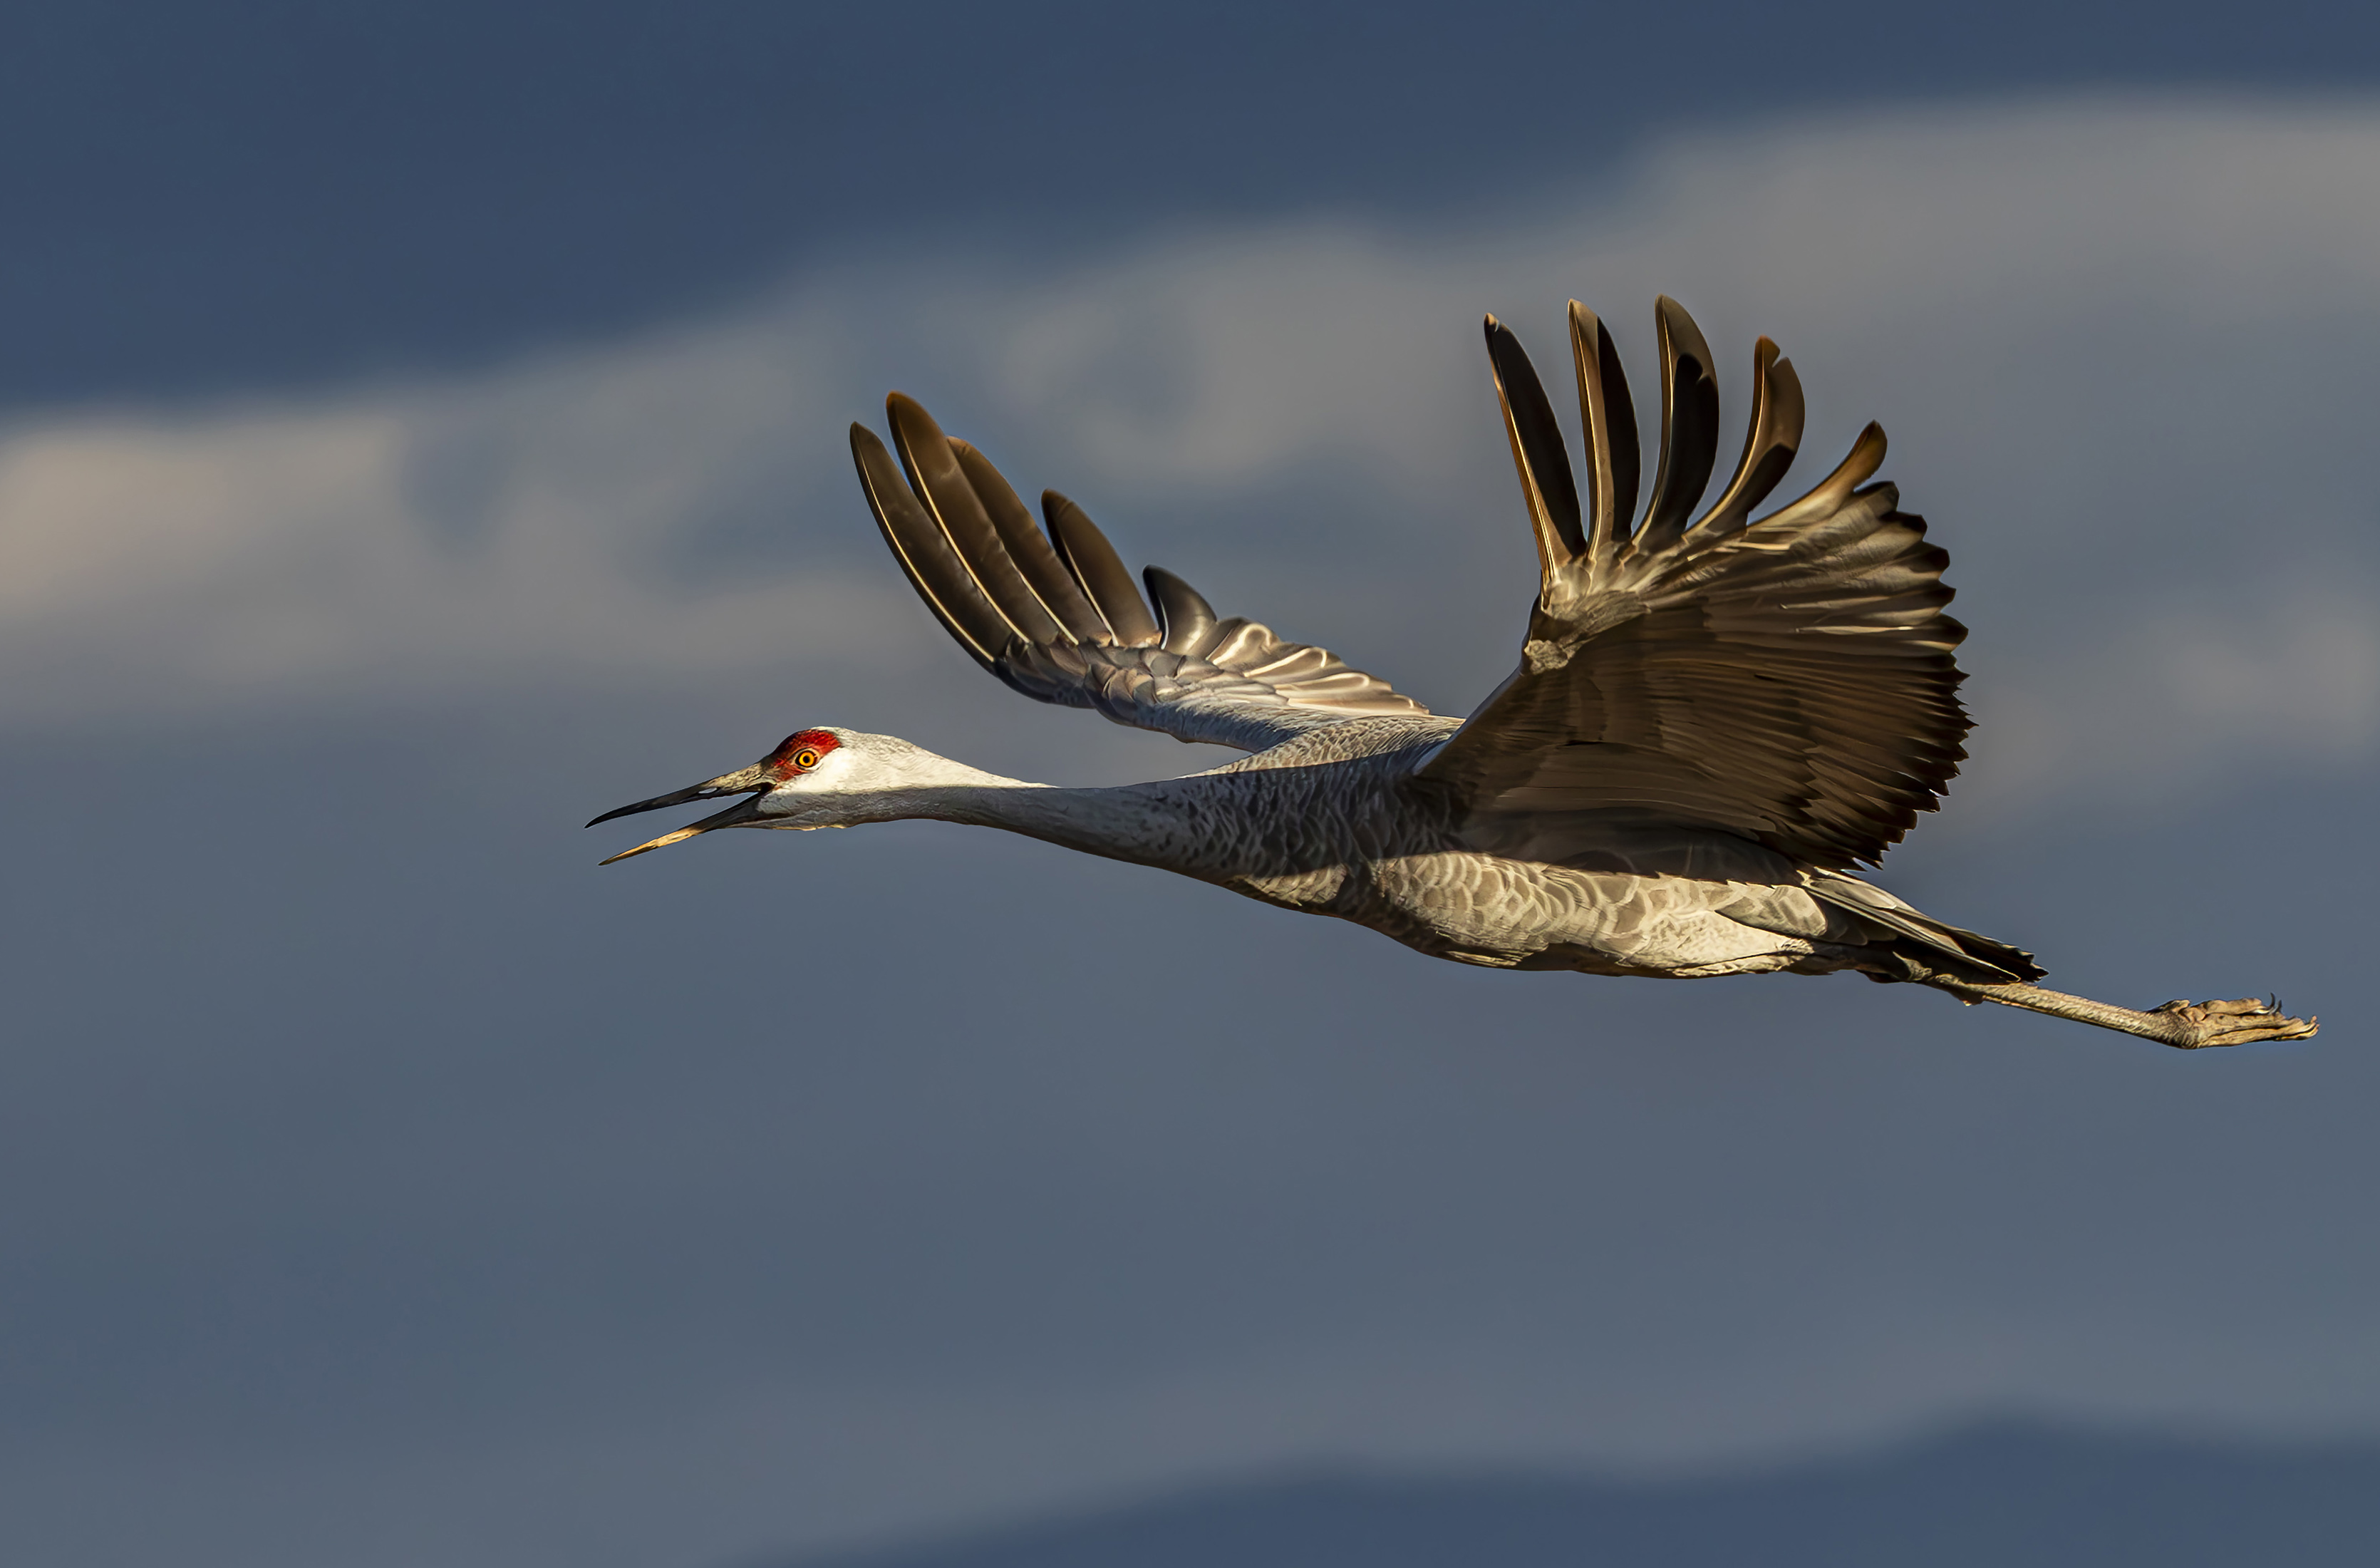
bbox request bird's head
[587,726,882,862]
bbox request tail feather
[1806,870,2045,985]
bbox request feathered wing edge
[1426,298,1971,869]
[851,395,1429,751]
[1483,297,1811,585]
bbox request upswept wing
[1417,299,1968,870]
[852,395,1428,751]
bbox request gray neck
[785,733,1400,882]
[806,748,1263,880]
[850,778,1241,876]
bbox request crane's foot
[2146,996,2319,1049]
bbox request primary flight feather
[591,296,2314,1050]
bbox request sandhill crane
[591,297,2315,1049]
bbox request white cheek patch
[760,743,857,813]
[802,746,859,786]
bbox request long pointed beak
[587,765,770,864]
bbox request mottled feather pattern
[1010,718,2011,982]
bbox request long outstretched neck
[827,748,1243,877]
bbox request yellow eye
[794,748,820,770]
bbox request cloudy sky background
[7,7,2380,1568]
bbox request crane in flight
[591,297,2314,1049]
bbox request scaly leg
[1927,978,2317,1048]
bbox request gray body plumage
[905,716,2025,987]
[594,296,2316,1051]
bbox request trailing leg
[1925,976,2317,1049]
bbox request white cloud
[2,96,2376,817]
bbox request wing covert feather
[852,398,1427,750]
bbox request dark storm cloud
[9,1,2380,409]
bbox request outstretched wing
[852,394,1428,751]
[1417,298,1967,870]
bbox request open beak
[586,765,770,864]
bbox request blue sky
[6,6,2380,1567]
